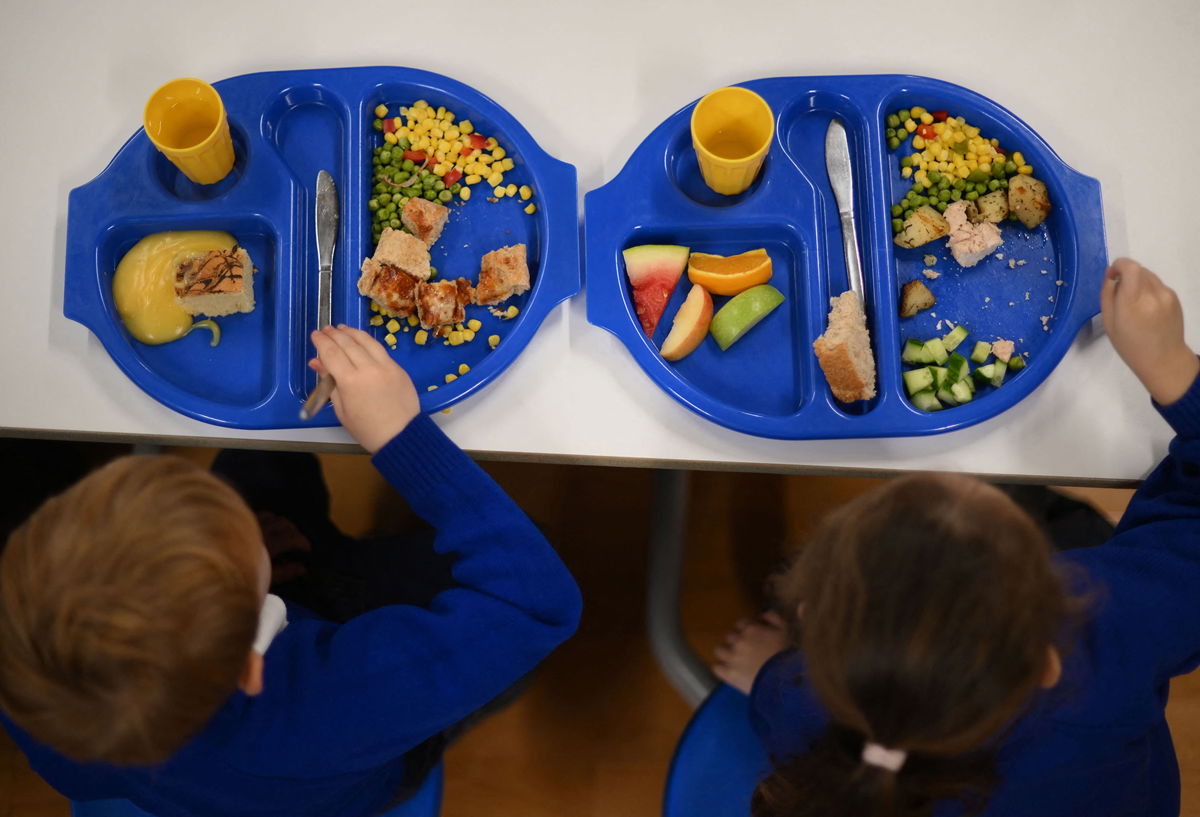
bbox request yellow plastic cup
[690,87,774,195]
[143,78,235,185]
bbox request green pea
[903,208,914,219]
[912,196,927,207]
[892,218,904,233]
[891,204,903,217]
[397,171,410,182]
[379,151,392,164]
[423,190,436,201]
[939,189,951,202]
[885,127,896,139]
[935,201,948,213]
[977,183,990,194]
[928,170,941,183]
[950,189,961,201]
[397,137,410,151]
[389,218,400,228]
[965,190,979,201]
[367,199,379,211]
[887,136,900,150]
[373,119,383,131]
[402,159,415,171]
[373,183,386,194]
[897,109,910,122]
[991,162,1005,179]
[886,114,900,128]
[372,156,381,166]
[434,180,445,191]
[1004,161,1017,174]
[999,178,1009,189]
[450,183,461,193]
[967,169,989,183]
[953,179,966,191]
[988,179,1001,191]
[378,193,392,205]
[900,155,913,168]
[438,190,452,203]
[911,182,924,194]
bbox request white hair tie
[862,741,907,772]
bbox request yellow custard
[112,230,236,344]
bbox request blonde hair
[0,455,262,765]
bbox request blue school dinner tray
[65,67,578,428]
[584,75,1106,439]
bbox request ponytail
[751,725,997,817]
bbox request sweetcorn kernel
[465,174,482,184]
[505,305,519,318]
[385,318,400,333]
[462,329,476,342]
[374,104,389,118]
[505,183,517,197]
[492,147,506,160]
[426,384,438,391]
[406,315,419,327]
[369,301,380,312]
[369,315,384,327]
[466,318,482,331]
[487,171,503,186]
[487,334,500,349]
[501,158,514,171]
[444,373,457,383]
[384,333,397,346]
[458,363,470,375]
[519,185,532,200]
[524,203,537,214]
[448,330,465,346]
[459,187,471,201]
[414,330,429,346]
[459,120,474,134]
[383,132,398,144]
[493,186,506,198]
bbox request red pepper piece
[403,149,427,163]
[917,124,937,139]
[931,110,949,122]
[443,168,463,187]
[383,118,396,134]
[467,133,488,151]
[994,146,1006,155]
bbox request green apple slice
[709,284,785,351]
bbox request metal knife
[299,170,339,421]
[824,119,865,303]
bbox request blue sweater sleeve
[1075,370,1200,682]
[244,416,582,773]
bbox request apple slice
[709,284,785,351]
[660,284,713,361]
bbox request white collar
[252,594,288,656]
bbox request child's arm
[265,327,581,766]
[1084,260,1200,679]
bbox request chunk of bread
[899,279,936,318]
[401,197,450,247]
[475,244,530,305]
[372,228,431,281]
[174,248,255,317]
[813,291,877,403]
[357,258,418,318]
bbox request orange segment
[687,248,772,296]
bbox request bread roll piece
[813,291,877,403]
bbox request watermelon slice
[622,244,690,337]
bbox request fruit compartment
[618,222,814,419]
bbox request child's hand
[308,325,420,453]
[712,611,790,695]
[1101,258,1198,406]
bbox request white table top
[3,0,1196,483]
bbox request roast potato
[894,205,950,249]
[1008,175,1051,228]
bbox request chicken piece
[400,197,450,247]
[944,200,1003,268]
[991,339,1015,364]
[416,278,473,330]
[475,244,530,305]
[372,228,431,281]
[357,258,418,318]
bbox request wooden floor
[2,447,1197,817]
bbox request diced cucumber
[923,337,949,365]
[937,388,959,406]
[902,338,926,365]
[965,372,976,393]
[946,353,970,383]
[903,367,935,396]
[974,363,995,382]
[969,341,992,364]
[942,324,969,352]
[950,380,973,404]
[1008,355,1027,371]
[910,389,943,412]
[931,366,949,389]
[990,359,1008,388]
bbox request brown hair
[754,473,1088,817]
[0,455,262,765]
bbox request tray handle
[532,153,582,310]
[1058,169,1108,337]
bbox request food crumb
[922,268,940,280]
[1008,259,1017,269]
[1055,280,1064,286]
[1040,269,1049,274]
[984,297,990,303]
[930,312,937,318]
[1048,295,1055,302]
[997,253,1005,260]
[1016,260,1027,266]
[1024,292,1030,300]
[1008,301,1015,306]
[923,254,938,266]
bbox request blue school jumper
[750,373,1200,816]
[1,415,582,817]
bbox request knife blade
[300,170,339,421]
[824,119,865,303]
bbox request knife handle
[839,212,866,304]
[317,266,333,331]
[299,373,335,421]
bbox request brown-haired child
[0,325,582,817]
[714,258,1200,817]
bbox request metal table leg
[646,469,718,708]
